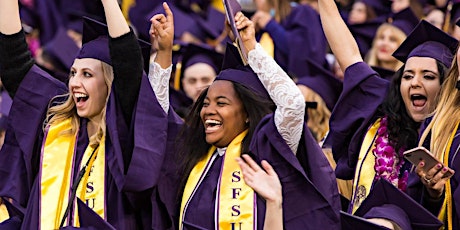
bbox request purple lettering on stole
[231,222,243,230]
[86,198,95,209]
[232,171,241,182]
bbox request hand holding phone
[403,146,454,178]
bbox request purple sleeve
[323,62,389,179]
[264,19,288,55]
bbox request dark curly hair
[379,61,448,153]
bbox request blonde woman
[0,0,172,228]
[411,42,460,230]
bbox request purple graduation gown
[0,38,168,229]
[262,4,327,79]
[323,62,389,180]
[323,62,424,227]
[0,68,167,229]
[407,117,460,229]
[153,112,341,229]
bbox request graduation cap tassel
[443,1,453,33]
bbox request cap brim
[354,179,443,230]
[77,198,116,230]
[340,211,390,230]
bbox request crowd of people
[0,0,460,229]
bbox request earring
[245,118,249,124]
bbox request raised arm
[0,0,21,35]
[102,0,130,37]
[236,12,305,154]
[317,0,362,71]
[148,2,174,113]
[0,0,34,98]
[102,0,143,124]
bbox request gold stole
[74,136,106,225]
[180,130,256,230]
[0,201,9,222]
[438,121,458,230]
[40,118,105,229]
[351,119,380,214]
[259,33,274,58]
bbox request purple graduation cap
[76,17,151,73]
[354,179,443,230]
[76,17,112,65]
[19,0,63,44]
[43,27,80,70]
[196,6,226,40]
[175,43,223,90]
[349,19,386,57]
[215,43,270,100]
[71,198,115,230]
[360,0,392,18]
[389,7,420,35]
[296,59,343,111]
[340,211,390,230]
[392,20,458,67]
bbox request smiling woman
[0,0,171,229]
[150,10,341,230]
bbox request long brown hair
[298,85,330,142]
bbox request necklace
[373,116,408,191]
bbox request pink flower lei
[373,116,408,191]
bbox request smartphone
[403,146,454,178]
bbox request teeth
[74,93,88,98]
[205,119,222,125]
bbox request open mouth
[411,94,427,107]
[75,93,89,103]
[204,119,222,131]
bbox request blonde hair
[298,85,331,142]
[45,61,114,147]
[366,23,406,71]
[419,46,460,161]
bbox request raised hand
[236,154,282,203]
[234,12,257,52]
[150,2,174,53]
[415,161,455,199]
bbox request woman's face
[348,2,367,25]
[182,63,217,101]
[425,9,444,30]
[400,57,442,122]
[375,28,400,63]
[69,58,108,122]
[200,80,248,147]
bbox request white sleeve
[148,61,172,113]
[247,43,305,154]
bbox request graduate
[409,20,460,230]
[149,8,341,230]
[170,43,223,118]
[0,0,170,228]
[318,0,457,228]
